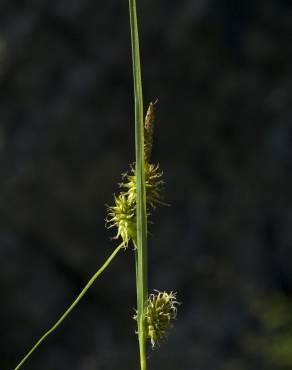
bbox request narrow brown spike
[144,99,158,163]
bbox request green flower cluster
[106,193,136,248]
[135,290,179,348]
[120,163,163,208]
[106,163,163,248]
[106,102,163,248]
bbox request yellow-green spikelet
[120,163,163,208]
[106,193,136,248]
[144,290,178,348]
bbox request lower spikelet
[144,290,179,348]
[106,194,136,248]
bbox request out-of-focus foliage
[246,294,292,368]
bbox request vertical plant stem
[128,1,148,370]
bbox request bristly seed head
[106,194,136,248]
[141,290,179,348]
[106,101,163,249]
[120,162,163,208]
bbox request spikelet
[106,194,136,248]
[134,290,179,348]
[120,163,163,208]
[144,100,157,163]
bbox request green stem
[128,1,148,370]
[13,243,124,370]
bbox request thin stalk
[13,243,124,370]
[128,1,148,370]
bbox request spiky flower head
[106,101,163,248]
[120,163,163,208]
[106,194,136,248]
[143,290,179,348]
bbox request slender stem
[13,243,124,370]
[128,1,148,370]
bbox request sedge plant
[12,1,179,370]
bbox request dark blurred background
[1,0,292,369]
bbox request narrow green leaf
[13,243,124,370]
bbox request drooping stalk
[13,243,124,370]
[128,1,148,370]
